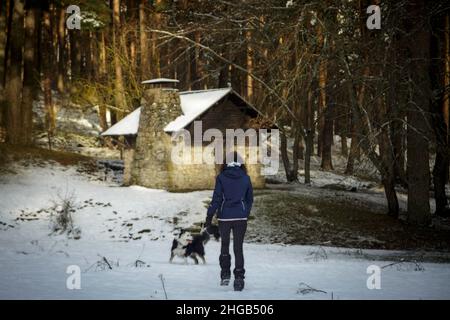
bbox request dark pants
[218,220,247,279]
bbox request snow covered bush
[296,282,327,295]
[50,191,81,239]
[307,246,328,262]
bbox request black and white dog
[169,225,220,264]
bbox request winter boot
[220,270,231,286]
[219,254,231,286]
[233,268,245,291]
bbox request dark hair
[220,151,247,173]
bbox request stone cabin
[102,78,267,191]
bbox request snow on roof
[101,107,141,136]
[101,88,232,136]
[141,78,180,84]
[165,88,231,132]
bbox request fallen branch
[381,261,425,271]
[103,256,113,270]
[297,282,327,295]
[159,274,168,300]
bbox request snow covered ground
[1,163,450,299]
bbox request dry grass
[0,143,94,168]
[247,190,450,252]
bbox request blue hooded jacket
[206,165,253,220]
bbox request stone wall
[234,145,265,189]
[246,163,265,189]
[169,161,218,190]
[129,88,181,189]
[168,145,265,190]
[168,162,265,190]
[123,148,134,186]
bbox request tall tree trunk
[56,6,65,93]
[391,120,406,185]
[345,66,369,174]
[99,31,107,78]
[280,131,290,180]
[321,99,334,170]
[292,128,301,179]
[380,162,399,217]
[217,65,229,89]
[112,0,127,119]
[280,130,299,182]
[218,8,232,89]
[42,8,55,149]
[335,104,348,156]
[84,32,93,81]
[350,92,400,217]
[317,55,326,157]
[129,26,137,77]
[97,27,108,134]
[433,112,449,216]
[304,89,314,184]
[21,1,38,146]
[345,116,360,174]
[444,13,450,183]
[126,0,137,78]
[345,1,369,174]
[185,42,192,90]
[139,0,149,80]
[90,31,98,81]
[246,26,253,102]
[151,0,161,78]
[69,29,80,81]
[98,105,108,132]
[431,13,449,216]
[378,91,399,217]
[191,33,198,89]
[340,38,399,217]
[406,0,431,225]
[320,5,335,170]
[341,135,348,157]
[193,31,204,89]
[444,13,450,136]
[4,0,24,144]
[0,0,8,129]
[297,136,304,160]
[389,58,407,186]
[230,48,245,96]
[0,0,7,94]
[304,131,313,184]
[316,18,326,157]
[2,0,12,88]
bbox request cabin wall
[186,98,249,144]
[168,145,265,190]
[168,145,218,190]
[179,97,265,189]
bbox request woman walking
[205,152,253,291]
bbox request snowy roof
[101,107,141,136]
[165,88,232,132]
[141,78,180,85]
[102,88,235,136]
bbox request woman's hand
[205,214,213,228]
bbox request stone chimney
[129,78,182,189]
